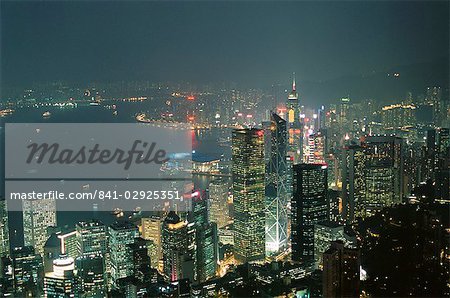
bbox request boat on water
[135,113,194,130]
[111,208,124,218]
[0,109,14,117]
[42,111,51,118]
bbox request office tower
[286,74,303,164]
[127,237,151,281]
[162,211,196,282]
[0,256,13,295]
[338,98,351,128]
[196,222,218,282]
[424,129,438,180]
[43,233,61,274]
[0,200,10,257]
[437,128,450,168]
[341,145,366,222]
[141,216,163,270]
[208,178,230,229]
[263,112,289,255]
[313,222,357,269]
[291,164,328,263]
[232,128,266,263]
[380,103,416,131]
[76,220,108,256]
[11,246,43,296]
[57,230,78,259]
[188,189,218,282]
[308,131,326,164]
[328,189,343,224]
[75,254,106,298]
[323,241,360,298]
[44,254,76,298]
[109,221,138,287]
[426,86,443,127]
[363,136,404,216]
[22,198,57,256]
[436,128,450,199]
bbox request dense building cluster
[0,76,448,297]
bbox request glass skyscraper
[232,128,266,263]
[292,164,328,263]
[263,113,289,255]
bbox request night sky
[1,1,448,87]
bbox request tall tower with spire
[286,73,303,164]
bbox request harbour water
[1,102,232,247]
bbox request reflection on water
[1,103,232,247]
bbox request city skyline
[0,1,448,297]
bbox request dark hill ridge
[299,58,449,106]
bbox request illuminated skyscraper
[44,254,76,298]
[141,216,163,270]
[308,131,326,164]
[0,200,10,257]
[232,128,266,263]
[263,113,289,255]
[286,73,303,164]
[189,191,218,282]
[57,230,78,260]
[313,222,357,269]
[76,219,108,257]
[108,221,138,287]
[162,211,196,282]
[195,222,218,282]
[363,136,404,217]
[208,178,230,229]
[22,198,57,256]
[75,254,106,298]
[341,145,366,222]
[11,246,43,296]
[291,164,328,263]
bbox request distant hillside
[300,59,449,106]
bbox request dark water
[1,102,231,247]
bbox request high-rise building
[308,131,326,164]
[232,128,266,263]
[208,178,230,229]
[338,98,351,128]
[141,216,163,270]
[424,129,438,181]
[75,254,106,298]
[323,241,360,298]
[380,103,416,131]
[286,74,303,164]
[263,112,289,255]
[22,198,57,256]
[0,200,10,257]
[292,164,328,263]
[127,237,151,281]
[108,221,138,287]
[188,189,218,282]
[363,136,404,216]
[195,222,218,282]
[76,219,108,257]
[11,246,43,296]
[43,233,61,274]
[57,230,78,260]
[44,254,76,298]
[313,222,357,269]
[162,212,196,282]
[341,145,366,222]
